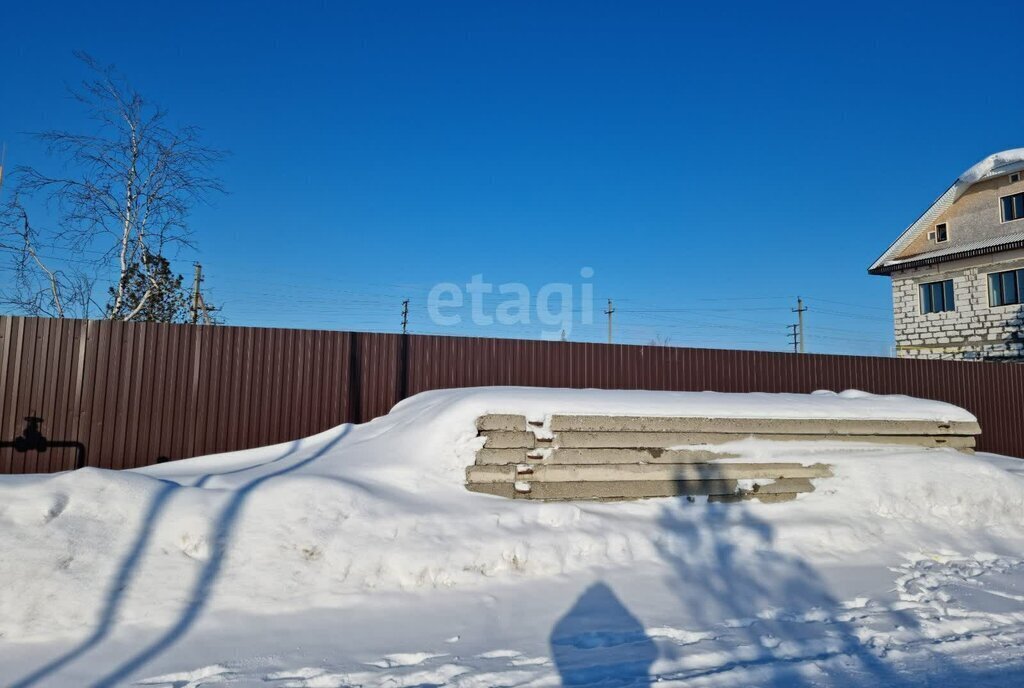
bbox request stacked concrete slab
[465,413,981,502]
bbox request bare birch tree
[0,53,224,321]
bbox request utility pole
[190,262,217,325]
[190,263,202,325]
[401,299,409,335]
[604,298,615,344]
[792,296,808,353]
[786,323,799,353]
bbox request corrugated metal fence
[2,315,1022,473]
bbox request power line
[812,308,891,322]
[617,306,791,313]
[803,296,891,312]
[0,246,894,352]
[615,316,889,345]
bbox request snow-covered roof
[869,149,1024,274]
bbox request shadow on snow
[11,427,351,688]
[549,497,1024,687]
[551,581,657,686]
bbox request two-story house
[869,149,1024,361]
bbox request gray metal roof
[871,233,1024,274]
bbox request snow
[2,387,1023,687]
[957,148,1024,185]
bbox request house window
[989,268,1024,306]
[935,223,948,242]
[1011,172,1021,184]
[1002,192,1024,222]
[920,279,955,314]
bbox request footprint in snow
[135,663,233,686]
[366,652,448,668]
[43,493,70,523]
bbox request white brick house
[869,149,1024,361]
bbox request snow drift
[0,387,1020,650]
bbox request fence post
[396,333,409,404]
[347,331,362,424]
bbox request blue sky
[3,0,1022,354]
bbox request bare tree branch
[1,52,225,322]
[0,196,83,318]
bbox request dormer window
[934,223,948,242]
[1002,192,1024,222]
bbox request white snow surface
[957,148,1024,185]
[2,387,1024,687]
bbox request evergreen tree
[106,251,190,323]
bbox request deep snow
[1,387,1023,687]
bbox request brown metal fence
[1,315,1022,473]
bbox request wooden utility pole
[401,299,409,335]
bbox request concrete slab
[466,479,741,500]
[466,463,831,484]
[547,415,980,436]
[747,477,816,494]
[708,492,800,504]
[465,477,815,501]
[474,448,544,464]
[548,431,976,449]
[474,447,740,465]
[482,431,537,449]
[476,414,529,431]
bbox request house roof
[868,149,1024,275]
[870,231,1024,274]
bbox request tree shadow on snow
[550,581,657,686]
[545,497,1012,687]
[11,427,351,688]
[8,478,182,688]
[650,499,967,687]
